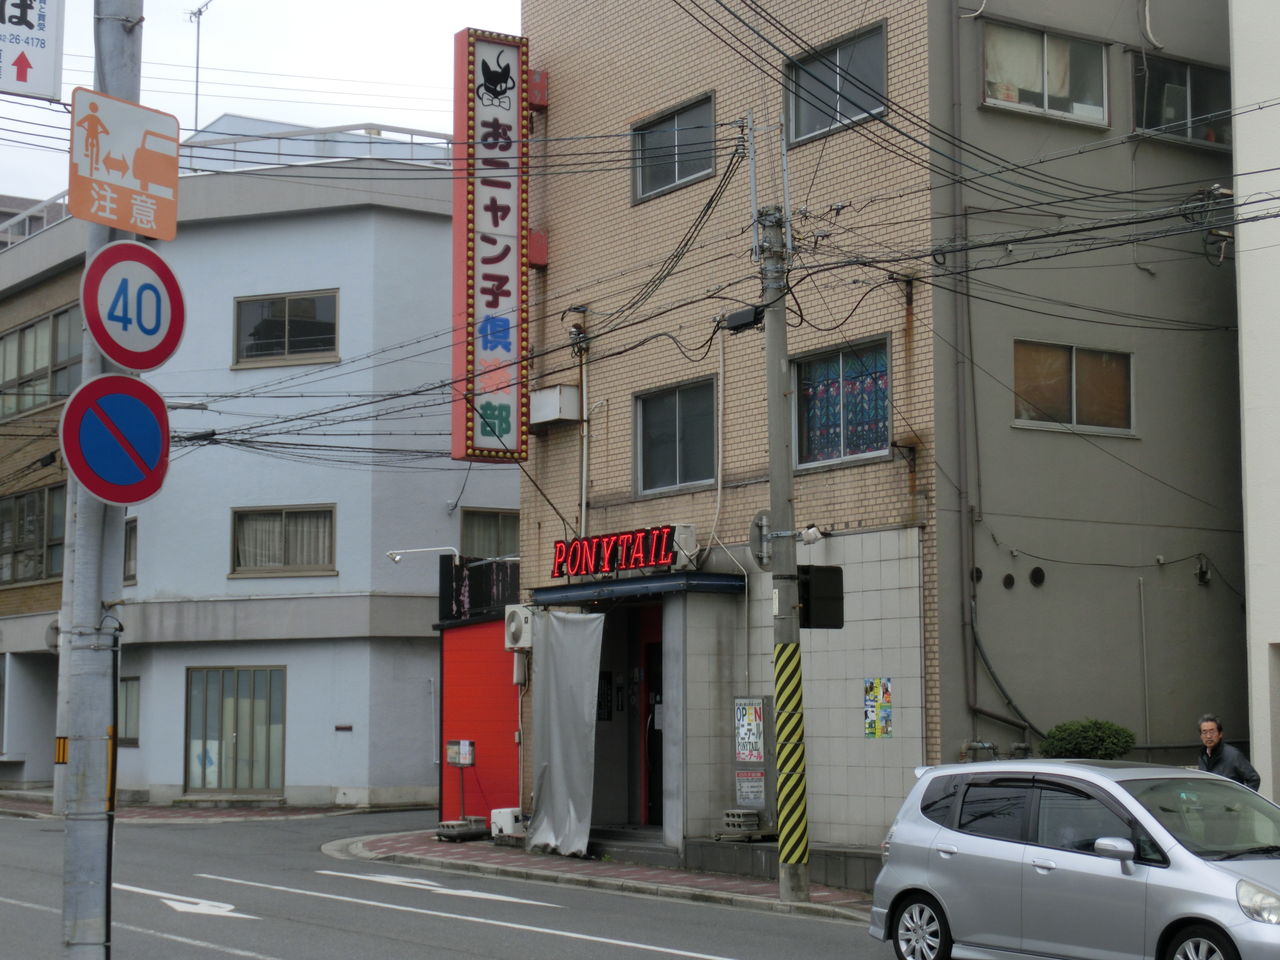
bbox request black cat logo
[477,50,516,107]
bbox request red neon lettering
[598,535,619,571]
[629,530,647,568]
[654,525,675,565]
[615,533,635,569]
[551,540,567,578]
[580,536,600,575]
[566,538,585,576]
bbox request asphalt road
[0,811,892,959]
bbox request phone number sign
[0,0,64,102]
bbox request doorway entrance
[185,667,285,792]
[593,604,662,827]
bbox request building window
[1014,340,1131,431]
[637,380,715,491]
[235,290,337,364]
[797,341,890,465]
[1134,54,1230,145]
[123,516,137,585]
[983,22,1106,123]
[118,677,140,746]
[231,505,334,575]
[461,510,519,559]
[0,484,64,584]
[788,25,886,144]
[634,97,716,200]
[186,667,285,792]
[0,304,82,418]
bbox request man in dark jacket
[1198,714,1261,790]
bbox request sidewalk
[0,791,873,922]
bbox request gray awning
[530,571,744,606]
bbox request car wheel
[1165,925,1240,960]
[893,893,953,960]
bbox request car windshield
[1122,776,1280,860]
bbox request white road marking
[200,873,746,960]
[114,882,258,918]
[0,894,285,959]
[316,870,561,907]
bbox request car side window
[1036,787,1131,852]
[958,782,1030,841]
[920,774,961,826]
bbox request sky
[0,0,522,202]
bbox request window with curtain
[983,22,1106,123]
[231,506,335,574]
[1014,340,1131,431]
[789,25,886,144]
[118,677,140,746]
[796,341,890,464]
[123,516,137,585]
[461,510,519,559]
[634,97,716,200]
[1134,54,1231,145]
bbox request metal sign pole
[60,3,143,956]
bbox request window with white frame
[634,97,716,200]
[1134,54,1231,146]
[118,676,139,746]
[983,21,1106,123]
[461,510,519,559]
[0,304,82,419]
[235,290,337,364]
[637,380,715,492]
[0,484,64,584]
[231,505,335,575]
[1014,340,1131,430]
[796,341,890,464]
[789,25,886,144]
[123,516,137,585]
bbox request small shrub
[1038,718,1136,760]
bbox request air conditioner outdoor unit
[669,523,698,571]
[504,604,535,651]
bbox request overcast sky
[0,0,522,202]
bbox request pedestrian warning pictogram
[69,88,180,242]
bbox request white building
[0,122,519,806]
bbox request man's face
[1200,722,1223,750]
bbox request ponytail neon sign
[551,525,677,579]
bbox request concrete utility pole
[60,3,142,956]
[760,206,810,902]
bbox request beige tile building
[510,0,1240,882]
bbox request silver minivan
[870,759,1280,960]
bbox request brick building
[509,0,1242,880]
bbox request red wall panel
[440,620,520,822]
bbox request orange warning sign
[69,88,180,241]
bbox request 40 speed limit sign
[81,240,185,372]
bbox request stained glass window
[798,342,889,464]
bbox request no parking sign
[59,375,170,506]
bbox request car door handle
[935,843,959,857]
[1031,858,1057,872]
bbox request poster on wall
[735,697,765,762]
[864,678,893,738]
[735,769,766,808]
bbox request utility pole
[60,3,142,956]
[761,205,810,902]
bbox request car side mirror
[1094,837,1136,861]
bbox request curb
[339,835,871,924]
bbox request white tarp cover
[525,610,604,856]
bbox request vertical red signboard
[451,29,530,463]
